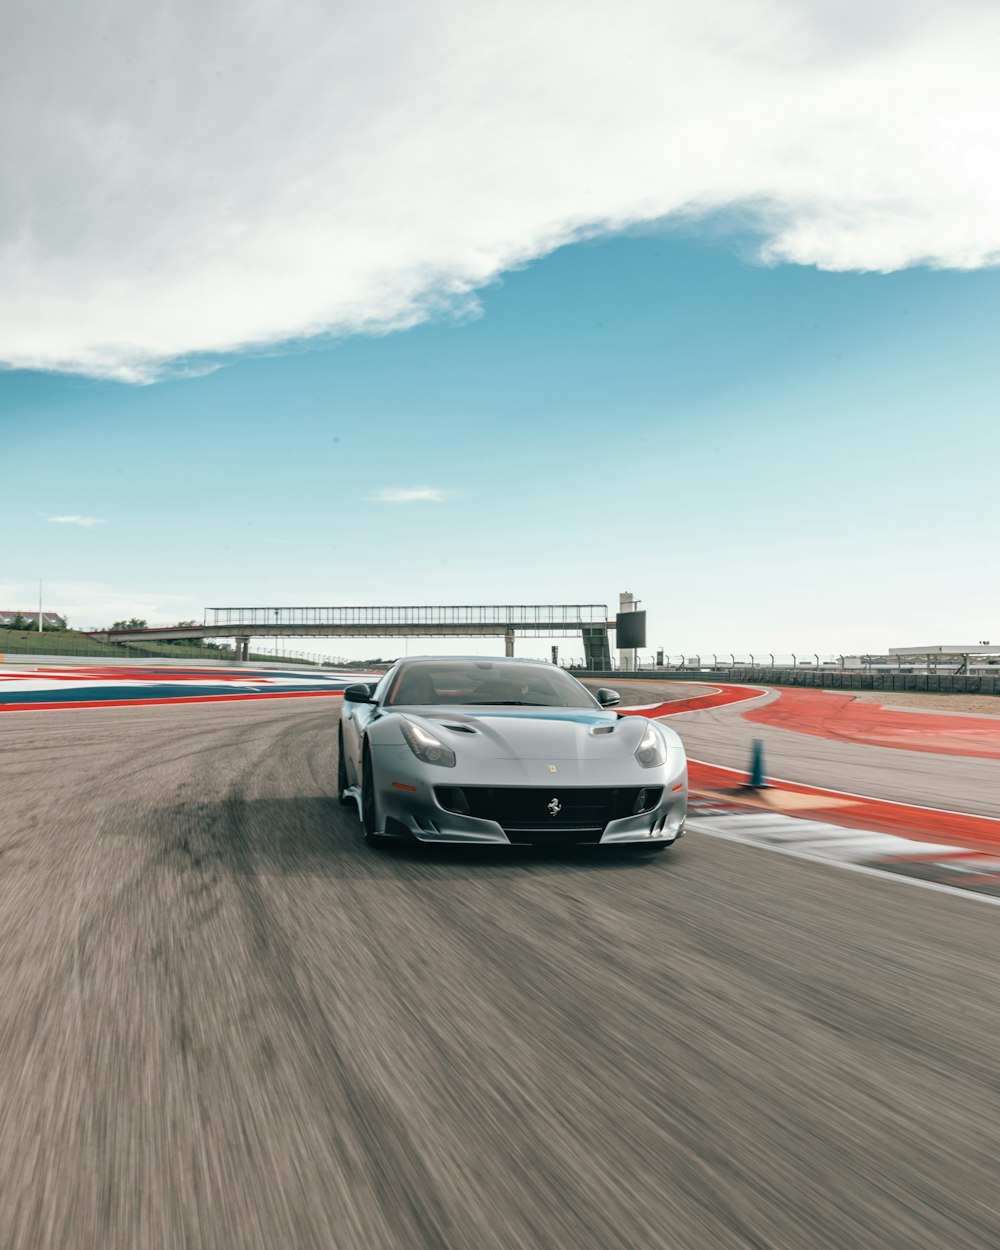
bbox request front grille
[434,786,663,843]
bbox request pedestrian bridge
[90,604,617,664]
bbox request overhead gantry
[89,603,631,665]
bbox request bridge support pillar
[505,630,515,658]
[235,636,250,663]
[581,624,612,671]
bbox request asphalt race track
[2,695,998,1250]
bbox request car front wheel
[337,726,353,806]
[361,749,385,847]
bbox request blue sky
[4,228,999,659]
[3,2,998,659]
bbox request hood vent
[591,724,615,735]
[440,723,479,734]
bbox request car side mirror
[343,683,374,704]
[596,687,620,707]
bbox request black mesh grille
[434,786,662,843]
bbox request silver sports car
[337,656,687,853]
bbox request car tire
[361,748,387,847]
[337,726,353,806]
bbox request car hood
[393,705,654,762]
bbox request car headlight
[635,721,668,769]
[401,719,456,767]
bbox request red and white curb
[608,688,1000,904]
[685,799,1000,906]
[0,666,380,712]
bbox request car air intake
[434,786,663,841]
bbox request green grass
[1,629,124,658]
[0,629,312,665]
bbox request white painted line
[694,809,962,857]
[688,818,1000,908]
[648,686,773,717]
[624,703,681,711]
[790,836,943,861]
[703,812,801,827]
[619,686,726,712]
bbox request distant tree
[9,613,28,630]
[110,618,148,630]
[163,619,203,647]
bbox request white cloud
[47,514,105,528]
[2,0,998,381]
[0,580,194,630]
[373,487,445,504]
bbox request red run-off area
[620,684,1000,854]
[744,686,1000,761]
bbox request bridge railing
[205,604,609,628]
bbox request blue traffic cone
[745,738,770,789]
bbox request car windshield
[385,660,599,708]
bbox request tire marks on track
[3,697,1000,1249]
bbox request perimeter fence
[567,666,1000,696]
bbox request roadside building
[0,611,67,628]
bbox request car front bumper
[369,744,687,846]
